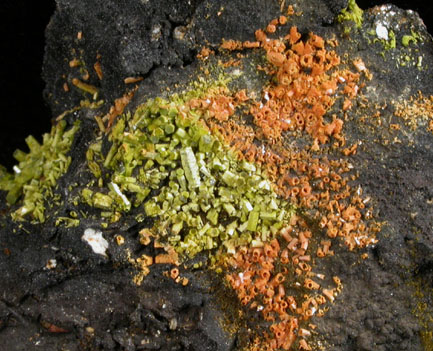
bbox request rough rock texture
[1,0,433,351]
[42,0,349,117]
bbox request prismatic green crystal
[180,147,201,189]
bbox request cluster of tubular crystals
[188,16,381,349]
[198,21,380,253]
[225,214,342,350]
[251,25,358,143]
[196,17,380,350]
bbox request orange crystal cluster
[251,26,359,142]
[192,25,378,254]
[225,214,344,350]
[190,18,380,350]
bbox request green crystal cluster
[0,120,80,222]
[402,30,422,47]
[337,0,364,31]
[84,97,294,258]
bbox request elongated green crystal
[180,147,201,189]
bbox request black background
[0,0,431,169]
[0,0,56,169]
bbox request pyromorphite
[0,120,80,223]
[180,147,201,189]
[80,94,295,258]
